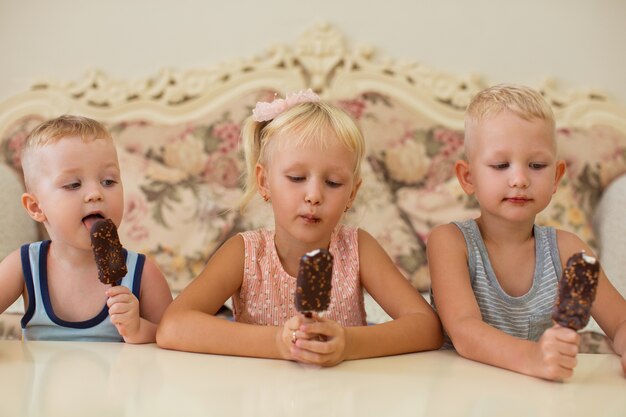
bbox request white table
[1,340,624,417]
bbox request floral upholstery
[2,91,626,297]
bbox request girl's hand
[532,324,580,381]
[290,314,347,367]
[278,314,313,360]
[106,286,141,340]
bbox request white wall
[1,0,625,104]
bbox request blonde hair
[239,101,365,212]
[464,84,555,157]
[21,115,113,190]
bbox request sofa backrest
[1,23,626,293]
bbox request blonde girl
[157,90,442,366]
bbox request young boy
[428,84,626,381]
[0,115,172,343]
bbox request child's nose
[305,181,322,205]
[84,186,104,203]
[509,168,529,188]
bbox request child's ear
[21,192,46,223]
[455,159,475,195]
[553,160,567,194]
[255,163,270,199]
[347,178,362,207]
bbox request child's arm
[107,258,172,344]
[428,224,579,381]
[293,229,443,366]
[0,249,26,314]
[557,230,626,375]
[156,235,295,360]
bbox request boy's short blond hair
[464,84,555,157]
[21,115,113,190]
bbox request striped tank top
[432,219,562,348]
[233,224,366,326]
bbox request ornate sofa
[2,24,626,342]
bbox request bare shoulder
[167,234,246,315]
[355,227,403,283]
[0,248,25,281]
[187,234,245,289]
[356,227,379,250]
[429,223,464,239]
[427,223,466,256]
[555,229,596,266]
[139,257,171,295]
[555,228,586,247]
[215,233,246,258]
[0,248,26,313]
[205,233,246,277]
[427,223,471,292]
[355,228,395,264]
[0,247,23,271]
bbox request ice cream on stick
[295,248,333,318]
[90,219,127,286]
[552,251,600,330]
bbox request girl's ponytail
[237,117,266,212]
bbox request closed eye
[490,163,509,170]
[62,182,81,190]
[529,163,547,170]
[326,180,342,188]
[287,175,305,182]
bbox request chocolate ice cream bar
[295,248,333,317]
[90,219,127,286]
[552,251,600,330]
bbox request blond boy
[0,115,172,342]
[428,84,626,380]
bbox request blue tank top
[20,240,144,342]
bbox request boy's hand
[533,324,580,381]
[106,286,141,340]
[290,314,347,367]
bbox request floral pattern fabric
[2,91,625,293]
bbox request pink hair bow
[252,89,320,122]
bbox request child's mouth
[505,197,531,204]
[301,215,320,224]
[82,213,105,231]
